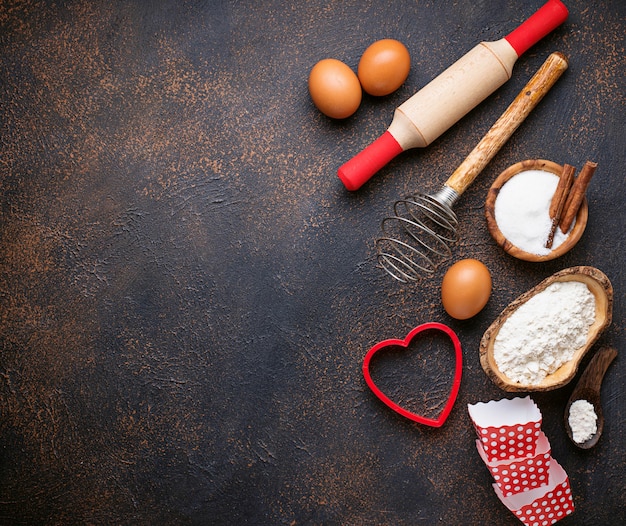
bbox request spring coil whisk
[376,187,460,283]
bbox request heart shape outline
[362,322,462,427]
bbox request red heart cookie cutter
[362,322,462,428]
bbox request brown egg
[358,39,411,96]
[441,259,492,320]
[308,58,362,119]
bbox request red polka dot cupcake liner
[468,396,542,462]
[493,459,575,526]
[468,397,575,524]
[476,432,551,497]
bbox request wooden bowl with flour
[480,266,613,392]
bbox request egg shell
[441,259,492,320]
[308,58,362,119]
[358,39,411,96]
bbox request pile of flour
[494,281,596,386]
[568,399,598,443]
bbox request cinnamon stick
[546,164,575,248]
[559,161,597,233]
[549,164,576,219]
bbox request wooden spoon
[564,346,617,449]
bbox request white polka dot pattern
[513,481,575,526]
[469,397,574,525]
[490,450,551,497]
[475,420,542,462]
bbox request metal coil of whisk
[376,186,460,282]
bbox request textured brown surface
[1,1,624,524]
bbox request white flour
[568,399,598,443]
[493,281,596,386]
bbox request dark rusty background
[1,1,624,524]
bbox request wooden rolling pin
[338,0,569,191]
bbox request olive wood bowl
[485,159,588,262]
[480,266,613,392]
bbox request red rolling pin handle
[505,0,569,56]
[337,131,404,191]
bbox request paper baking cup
[468,397,542,462]
[477,432,551,497]
[494,458,574,526]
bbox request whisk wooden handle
[445,52,569,195]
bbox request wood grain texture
[446,52,568,194]
[565,346,617,449]
[479,266,613,392]
[484,159,589,262]
[1,1,624,524]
